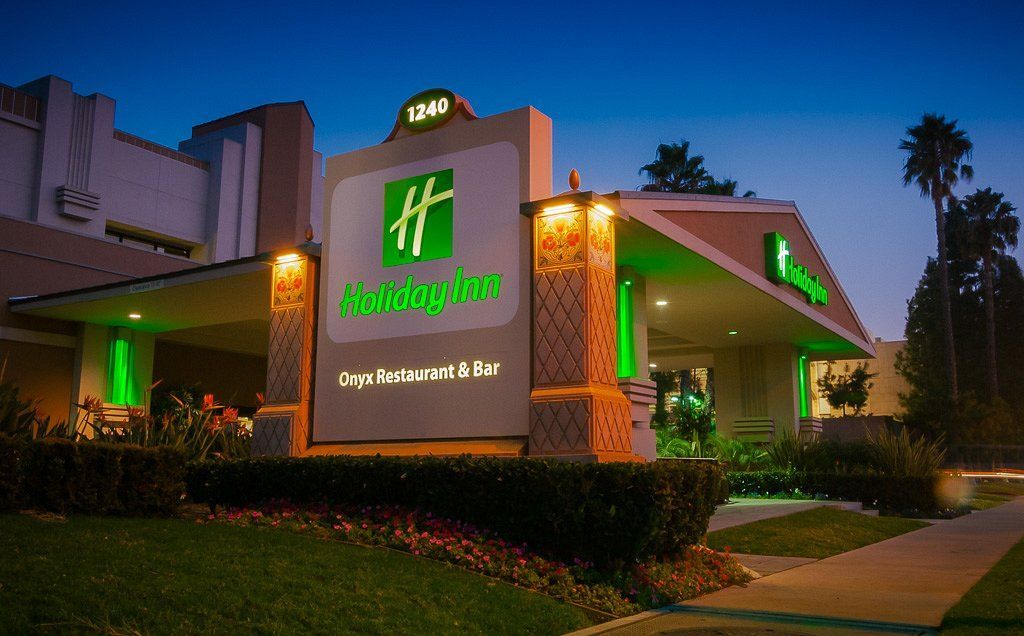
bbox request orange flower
[222,407,239,423]
[81,395,103,412]
[202,393,216,411]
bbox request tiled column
[252,254,317,456]
[529,197,639,462]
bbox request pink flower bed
[196,501,750,616]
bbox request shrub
[764,427,831,472]
[0,434,23,511]
[118,445,187,515]
[187,456,725,569]
[866,427,945,477]
[77,391,251,461]
[726,469,940,513]
[16,438,185,515]
[21,438,82,512]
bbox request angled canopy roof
[608,191,875,362]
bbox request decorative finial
[568,168,580,191]
[305,224,314,242]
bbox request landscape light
[728,330,738,335]
[592,203,615,218]
[128,312,141,320]
[276,253,300,263]
[655,300,668,306]
[649,363,657,368]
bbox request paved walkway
[731,552,817,576]
[580,497,1024,635]
[709,498,867,532]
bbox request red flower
[566,231,580,247]
[202,393,216,411]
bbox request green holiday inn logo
[383,169,454,266]
[338,168,503,319]
[764,232,829,306]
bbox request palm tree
[900,114,973,400]
[639,141,757,197]
[697,177,757,198]
[958,188,1019,401]
[639,141,710,192]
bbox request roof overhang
[610,193,875,362]
[7,248,316,333]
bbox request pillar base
[529,385,641,461]
[252,403,309,456]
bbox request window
[105,225,193,259]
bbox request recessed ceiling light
[128,313,142,320]
[655,300,668,306]
[649,363,657,368]
[728,330,738,335]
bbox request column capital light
[520,191,627,221]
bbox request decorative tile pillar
[252,253,317,456]
[528,195,639,462]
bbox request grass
[942,537,1024,635]
[706,506,929,559]
[966,479,1024,510]
[0,514,590,635]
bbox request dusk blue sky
[4,1,1022,340]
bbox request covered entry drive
[8,252,301,432]
[611,191,875,452]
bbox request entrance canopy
[9,253,275,354]
[610,191,875,369]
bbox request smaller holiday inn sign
[764,232,829,306]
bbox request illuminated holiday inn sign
[764,232,829,306]
[337,168,502,319]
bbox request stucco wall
[106,139,209,243]
[659,209,864,339]
[153,340,266,409]
[0,339,75,425]
[0,118,38,220]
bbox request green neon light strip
[617,280,637,378]
[798,354,809,418]
[106,337,140,406]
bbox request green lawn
[706,506,928,559]
[0,514,590,635]
[942,537,1024,635]
[966,480,1024,510]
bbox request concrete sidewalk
[583,497,1024,635]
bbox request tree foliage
[817,362,878,416]
[896,204,1024,443]
[639,140,755,197]
[899,113,973,399]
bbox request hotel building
[1,77,874,461]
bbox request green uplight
[616,279,637,378]
[106,337,141,406]
[798,353,809,418]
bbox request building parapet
[0,84,42,123]
[113,129,209,171]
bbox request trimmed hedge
[0,435,186,515]
[0,434,20,511]
[187,455,724,569]
[727,470,940,513]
